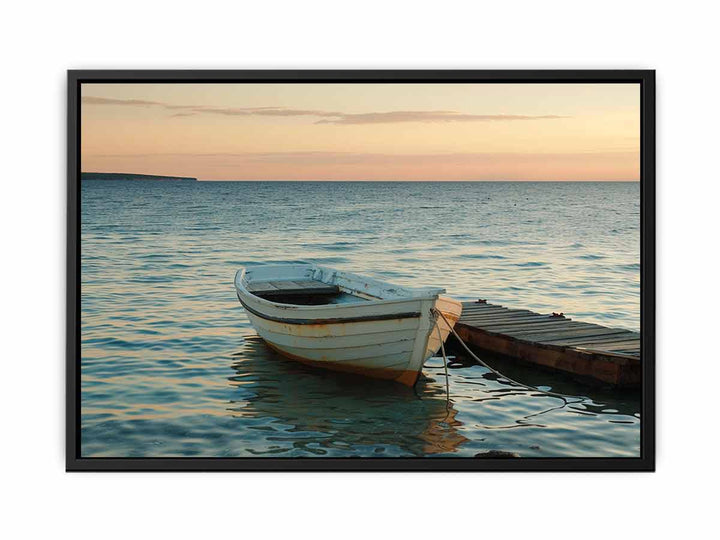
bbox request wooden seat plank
[295,280,335,289]
[248,279,340,296]
[246,281,278,292]
[269,280,298,290]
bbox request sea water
[81,180,641,457]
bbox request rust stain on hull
[264,341,420,387]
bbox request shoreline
[81,172,197,182]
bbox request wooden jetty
[453,300,641,388]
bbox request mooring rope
[430,308,585,407]
[432,314,452,408]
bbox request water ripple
[81,180,640,457]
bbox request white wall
[1,1,715,538]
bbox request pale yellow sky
[81,83,640,180]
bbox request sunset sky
[81,83,640,181]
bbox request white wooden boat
[234,263,462,386]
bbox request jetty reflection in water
[228,337,467,457]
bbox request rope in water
[430,308,585,407]
[432,313,451,406]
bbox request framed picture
[67,69,655,471]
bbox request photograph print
[69,71,654,470]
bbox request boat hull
[235,264,462,386]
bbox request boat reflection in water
[227,336,468,457]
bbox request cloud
[197,107,342,118]
[82,96,340,118]
[82,95,569,124]
[81,96,164,106]
[87,150,638,164]
[316,111,569,124]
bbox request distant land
[82,172,197,182]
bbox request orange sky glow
[81,83,640,181]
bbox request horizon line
[81,172,639,182]
[195,178,639,182]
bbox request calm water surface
[81,181,640,457]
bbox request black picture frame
[67,69,655,472]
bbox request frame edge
[66,69,656,472]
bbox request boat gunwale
[238,295,423,325]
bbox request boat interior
[239,264,445,306]
[246,279,370,306]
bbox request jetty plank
[503,325,624,338]
[574,339,641,351]
[527,328,632,342]
[462,302,506,309]
[460,315,542,324]
[478,320,580,333]
[461,308,516,316]
[553,333,639,346]
[455,301,640,388]
[459,312,551,322]
[461,307,536,316]
[481,322,585,335]
[462,306,528,313]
